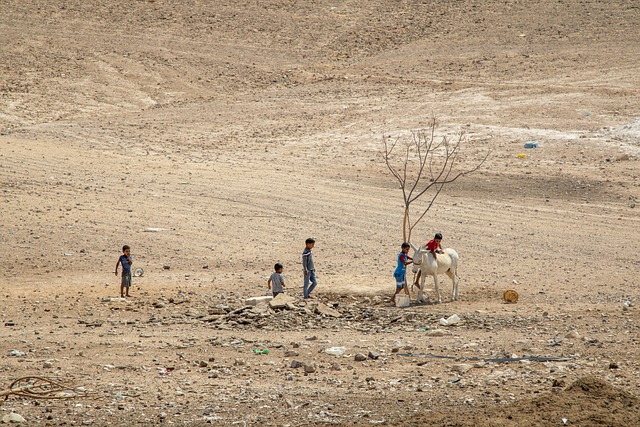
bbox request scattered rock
[565,330,581,339]
[2,413,25,423]
[315,302,341,318]
[368,351,380,360]
[452,363,473,374]
[354,353,367,362]
[547,338,563,347]
[246,295,273,306]
[269,294,296,309]
[325,347,346,357]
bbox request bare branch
[382,119,490,241]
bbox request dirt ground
[1,0,639,425]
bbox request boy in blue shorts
[391,242,413,303]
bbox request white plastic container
[395,294,410,308]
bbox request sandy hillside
[1,0,639,425]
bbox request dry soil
[1,1,639,426]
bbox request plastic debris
[439,314,460,326]
[325,347,346,357]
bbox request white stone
[2,413,25,423]
[245,295,273,306]
[269,294,296,309]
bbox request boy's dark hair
[434,233,443,240]
[122,245,130,252]
[401,242,411,249]
[274,263,283,271]
[305,238,315,245]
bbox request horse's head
[410,243,425,273]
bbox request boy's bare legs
[390,288,398,303]
[391,285,406,303]
[120,284,131,298]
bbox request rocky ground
[1,0,639,425]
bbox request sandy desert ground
[1,0,640,425]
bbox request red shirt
[426,239,442,252]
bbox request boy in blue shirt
[114,245,133,298]
[391,243,413,303]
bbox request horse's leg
[416,268,426,303]
[421,273,429,304]
[409,271,417,299]
[446,270,457,301]
[433,273,442,304]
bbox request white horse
[410,243,460,304]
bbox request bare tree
[382,117,489,243]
